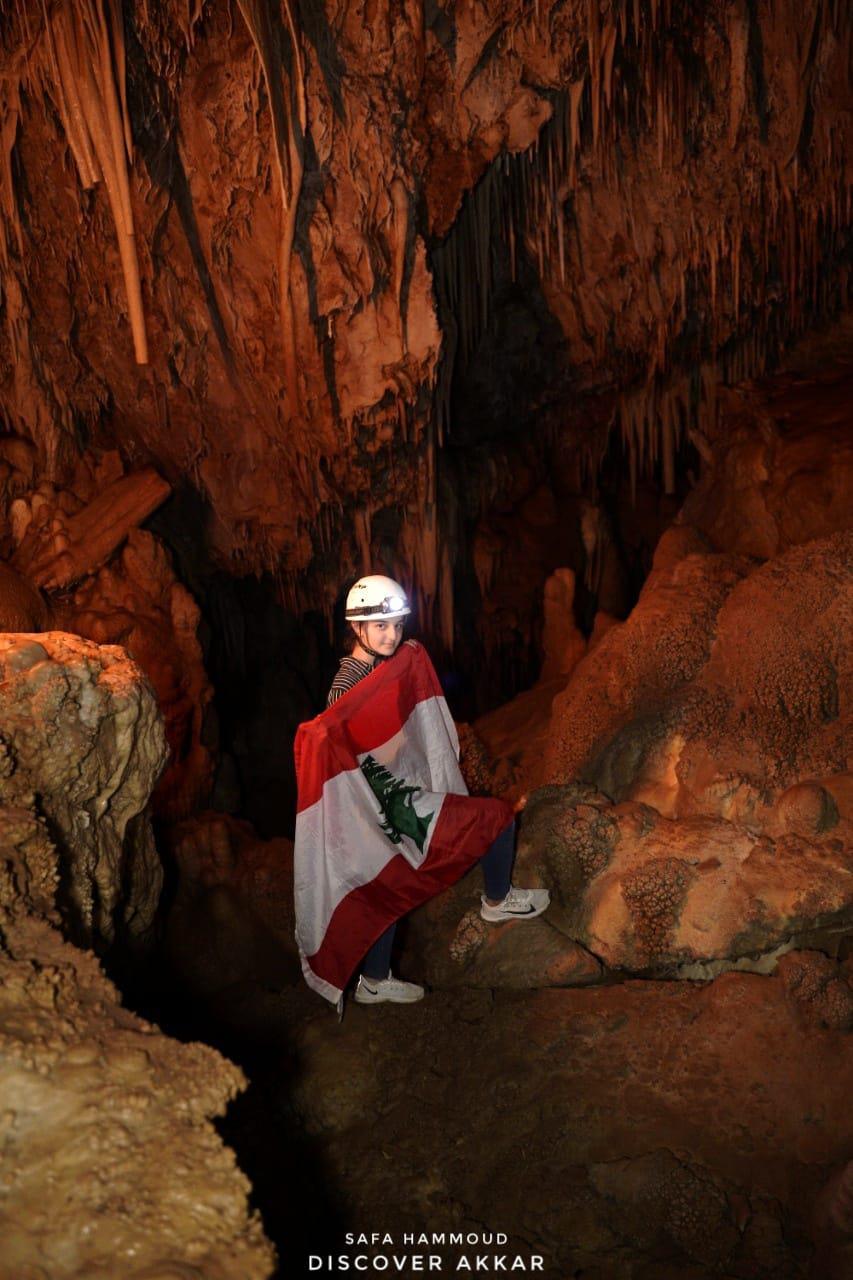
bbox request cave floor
[209,965,852,1280]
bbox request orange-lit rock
[0,1,848,615]
[519,783,853,974]
[52,529,214,820]
[0,650,273,1278]
[0,631,166,948]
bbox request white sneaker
[480,886,551,923]
[353,972,425,1004]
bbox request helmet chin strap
[354,625,387,664]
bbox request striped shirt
[327,656,383,707]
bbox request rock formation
[0,632,167,948]
[0,1,849,660]
[0,633,274,1278]
[498,370,853,980]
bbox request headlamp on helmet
[345,574,412,622]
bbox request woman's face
[358,619,404,657]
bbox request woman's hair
[341,621,361,655]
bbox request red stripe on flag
[305,792,514,994]
[295,642,446,813]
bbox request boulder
[0,914,274,1279]
[547,531,852,829]
[545,534,752,794]
[520,785,853,975]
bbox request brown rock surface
[283,971,853,1277]
[53,529,215,820]
[546,530,851,822]
[545,537,752,793]
[680,365,853,559]
[161,811,301,1025]
[0,637,274,1279]
[1,448,213,819]
[0,914,274,1280]
[520,784,853,974]
[0,561,48,630]
[0,1,849,610]
[0,631,167,948]
[401,869,601,990]
[11,467,171,590]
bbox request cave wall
[0,0,850,645]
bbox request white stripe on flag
[294,695,467,959]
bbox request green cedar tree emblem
[360,755,434,852]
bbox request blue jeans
[361,821,516,979]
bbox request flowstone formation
[521,370,853,977]
[0,633,274,1279]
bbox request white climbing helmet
[345,574,411,622]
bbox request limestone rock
[401,853,601,991]
[53,529,215,822]
[547,531,852,829]
[456,722,516,797]
[521,786,853,975]
[545,538,751,792]
[777,951,853,1033]
[0,631,167,948]
[0,640,274,1279]
[11,467,171,591]
[2,1,848,600]
[0,913,274,1280]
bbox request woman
[328,574,549,1005]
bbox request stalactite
[236,0,306,419]
[432,0,850,554]
[43,0,149,364]
[587,1,601,149]
[353,505,373,574]
[390,177,409,351]
[0,80,23,274]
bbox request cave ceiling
[0,0,850,629]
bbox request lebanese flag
[294,641,513,1004]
